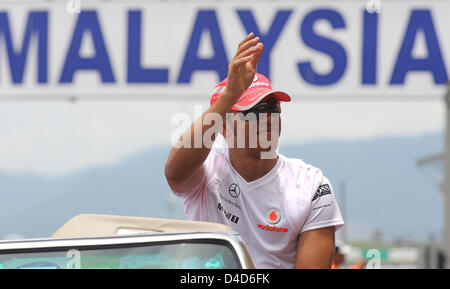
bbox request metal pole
[443,83,450,268]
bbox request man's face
[223,96,282,157]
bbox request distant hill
[0,132,443,242]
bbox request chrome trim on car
[0,231,253,269]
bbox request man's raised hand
[225,33,263,102]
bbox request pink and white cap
[210,73,291,111]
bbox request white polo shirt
[172,146,344,269]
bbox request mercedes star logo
[228,183,240,198]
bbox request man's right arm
[164,33,263,193]
[164,92,237,193]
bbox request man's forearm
[165,91,236,186]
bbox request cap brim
[232,88,291,111]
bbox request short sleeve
[170,145,224,197]
[300,176,344,234]
[171,171,206,198]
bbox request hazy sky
[0,99,444,176]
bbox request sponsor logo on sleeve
[312,184,331,201]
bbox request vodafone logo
[267,210,281,224]
[257,223,288,233]
[257,210,288,233]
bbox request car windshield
[0,241,241,269]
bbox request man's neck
[228,149,279,183]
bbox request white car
[0,214,255,269]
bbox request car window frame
[0,231,252,269]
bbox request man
[165,33,344,269]
[332,240,352,269]
[332,240,367,269]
